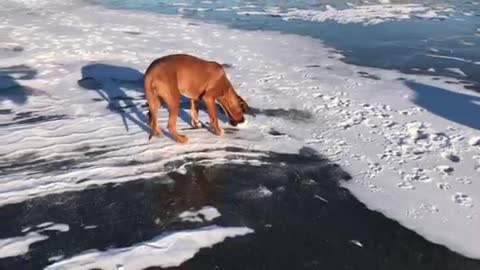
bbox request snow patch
[40,223,70,232]
[241,4,453,25]
[178,206,221,223]
[350,239,363,247]
[0,232,48,259]
[445,68,467,77]
[0,222,69,259]
[45,226,253,270]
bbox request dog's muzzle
[230,116,244,127]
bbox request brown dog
[143,54,248,143]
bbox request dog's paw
[175,134,189,144]
[191,120,201,129]
[149,129,163,140]
[214,128,225,136]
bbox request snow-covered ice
[1,0,480,264]
[239,4,454,25]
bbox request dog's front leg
[203,97,224,136]
[190,99,200,129]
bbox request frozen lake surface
[1,0,480,269]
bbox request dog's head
[218,87,249,126]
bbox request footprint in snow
[437,165,454,175]
[397,181,415,190]
[456,177,472,185]
[436,182,451,190]
[440,152,460,163]
[452,193,473,208]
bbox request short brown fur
[143,54,248,143]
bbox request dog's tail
[143,72,154,107]
[143,72,156,140]
[143,72,153,96]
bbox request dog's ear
[238,96,249,113]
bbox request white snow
[45,225,253,270]
[350,239,364,247]
[240,4,453,25]
[0,232,48,259]
[37,222,55,228]
[0,222,69,258]
[427,54,480,65]
[48,255,65,262]
[179,206,221,222]
[40,223,70,232]
[0,0,480,263]
[314,194,329,203]
[445,68,467,77]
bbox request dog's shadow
[246,106,313,122]
[78,63,229,138]
[0,65,38,105]
[176,97,229,131]
[78,63,152,133]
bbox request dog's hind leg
[147,98,163,140]
[147,97,163,140]
[144,77,163,140]
[165,91,188,144]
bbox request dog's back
[145,54,226,100]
